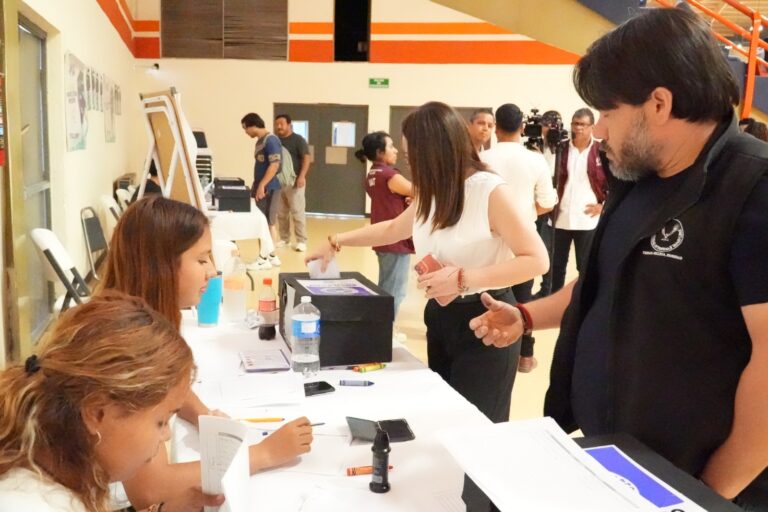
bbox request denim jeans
[376,252,411,317]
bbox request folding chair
[81,207,108,281]
[30,228,90,313]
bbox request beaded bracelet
[327,234,341,252]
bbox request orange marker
[346,464,394,476]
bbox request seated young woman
[0,292,195,512]
[97,195,313,511]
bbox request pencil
[243,417,285,423]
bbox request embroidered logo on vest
[644,219,684,260]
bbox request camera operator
[528,110,568,299]
[481,104,558,372]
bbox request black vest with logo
[545,119,768,480]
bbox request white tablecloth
[208,199,274,258]
[172,317,491,511]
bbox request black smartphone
[304,381,335,397]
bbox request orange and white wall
[15,0,589,273]
[290,0,578,65]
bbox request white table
[208,199,274,258]
[173,317,491,511]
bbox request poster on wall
[65,52,88,151]
[104,77,116,143]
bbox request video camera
[523,109,568,152]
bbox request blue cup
[197,273,222,327]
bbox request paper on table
[199,416,250,512]
[307,258,341,279]
[585,445,707,512]
[198,372,305,408]
[273,433,350,476]
[438,417,653,512]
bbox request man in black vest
[469,7,768,509]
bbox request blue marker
[339,380,375,386]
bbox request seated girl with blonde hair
[0,292,195,512]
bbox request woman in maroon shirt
[355,131,414,316]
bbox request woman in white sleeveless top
[308,101,547,417]
[307,102,547,510]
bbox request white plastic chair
[30,228,90,312]
[115,188,132,212]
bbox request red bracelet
[514,302,534,335]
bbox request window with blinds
[161,0,287,60]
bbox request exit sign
[369,77,390,89]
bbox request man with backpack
[241,112,282,269]
[274,114,311,252]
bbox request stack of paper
[438,417,657,511]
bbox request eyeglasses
[571,121,592,128]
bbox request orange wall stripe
[289,22,334,35]
[370,41,579,65]
[135,37,161,59]
[134,20,160,32]
[289,40,334,62]
[288,21,512,36]
[95,0,134,53]
[370,22,510,35]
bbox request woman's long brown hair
[0,292,195,512]
[402,101,487,232]
[98,196,209,329]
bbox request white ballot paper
[200,416,250,512]
[438,417,656,512]
[306,258,341,279]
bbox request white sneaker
[275,240,289,249]
[246,258,272,271]
[268,253,282,266]
[294,242,307,252]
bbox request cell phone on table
[346,416,415,443]
[414,254,458,306]
[304,381,335,397]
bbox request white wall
[21,0,138,271]
[131,59,586,185]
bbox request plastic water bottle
[258,278,277,340]
[291,296,320,376]
[222,255,249,323]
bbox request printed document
[438,417,656,511]
[200,416,250,512]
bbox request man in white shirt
[481,103,558,303]
[551,108,608,293]
[481,104,559,373]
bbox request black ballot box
[213,177,250,212]
[278,272,394,367]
